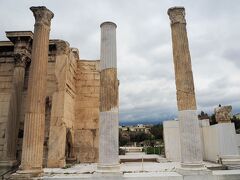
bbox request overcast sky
[1,0,240,124]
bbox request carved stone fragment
[215,105,232,123]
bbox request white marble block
[163,120,181,162]
[202,123,239,162]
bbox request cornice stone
[55,40,70,55]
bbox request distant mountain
[119,118,172,126]
[119,114,176,126]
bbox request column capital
[54,40,70,55]
[30,6,54,27]
[14,52,30,68]
[168,6,186,25]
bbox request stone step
[221,155,240,159]
[221,159,240,166]
[227,165,240,170]
[220,155,240,166]
[222,159,240,165]
[43,172,182,180]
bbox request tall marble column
[19,6,54,174]
[168,7,203,168]
[97,22,119,172]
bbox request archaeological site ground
[0,5,240,180]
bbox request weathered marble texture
[178,110,203,167]
[163,120,181,162]
[99,111,119,164]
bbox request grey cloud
[222,48,240,67]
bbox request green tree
[149,124,163,140]
[209,114,217,125]
[231,115,240,133]
[119,132,130,146]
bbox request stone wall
[75,60,100,163]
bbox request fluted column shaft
[168,7,203,168]
[98,22,119,172]
[5,54,29,162]
[20,6,54,172]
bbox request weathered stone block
[74,129,98,163]
[75,108,99,129]
[47,126,66,168]
[74,60,100,163]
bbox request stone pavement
[42,157,240,179]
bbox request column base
[96,163,121,173]
[10,169,43,179]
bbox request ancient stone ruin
[0,6,103,177]
[0,5,240,180]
